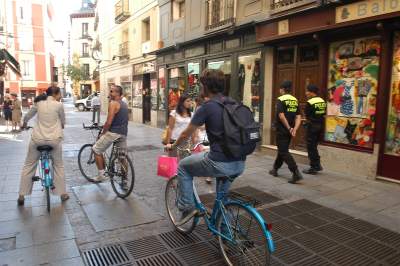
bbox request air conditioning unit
[142,41,151,54]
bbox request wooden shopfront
[256,0,400,180]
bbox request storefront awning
[0,49,21,76]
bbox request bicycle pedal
[32,176,40,181]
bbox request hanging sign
[336,0,400,23]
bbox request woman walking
[3,94,12,131]
[165,94,193,159]
[11,93,22,131]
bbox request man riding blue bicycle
[165,69,247,219]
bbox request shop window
[142,18,150,43]
[238,52,262,122]
[187,62,201,100]
[172,0,185,21]
[207,59,231,96]
[277,48,294,65]
[299,45,318,63]
[82,43,89,57]
[168,67,185,111]
[120,81,132,108]
[132,78,143,108]
[158,68,167,111]
[150,74,158,110]
[325,37,380,149]
[82,23,89,37]
[385,32,400,156]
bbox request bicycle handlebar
[82,123,103,131]
[175,141,210,152]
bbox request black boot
[289,169,303,184]
[302,167,318,175]
[315,165,323,172]
[269,169,278,177]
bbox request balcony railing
[119,41,129,59]
[270,0,318,14]
[115,0,130,24]
[205,0,236,31]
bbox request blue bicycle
[165,143,274,265]
[26,127,54,213]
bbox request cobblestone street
[1,104,400,265]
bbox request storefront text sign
[336,0,400,23]
[278,20,289,35]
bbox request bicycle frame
[192,182,275,253]
[38,151,53,188]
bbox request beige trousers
[19,139,66,196]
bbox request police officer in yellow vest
[269,81,303,184]
[303,84,326,175]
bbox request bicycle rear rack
[228,191,260,207]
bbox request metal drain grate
[367,227,400,249]
[273,240,312,264]
[82,244,131,266]
[336,217,380,234]
[127,145,160,152]
[159,230,202,249]
[315,223,361,243]
[288,213,328,229]
[135,252,183,266]
[175,242,221,266]
[268,204,303,217]
[291,231,338,253]
[287,199,323,212]
[346,236,397,261]
[386,253,400,265]
[258,208,283,223]
[293,255,333,266]
[231,186,281,205]
[310,207,351,222]
[320,245,374,266]
[194,224,213,240]
[124,236,167,259]
[273,219,305,238]
[199,193,216,209]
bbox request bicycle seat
[37,145,53,152]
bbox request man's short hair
[280,80,292,93]
[94,92,98,96]
[200,69,225,94]
[113,85,123,96]
[307,84,319,94]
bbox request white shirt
[170,110,191,140]
[122,97,128,105]
[24,96,65,141]
[91,95,100,106]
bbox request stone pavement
[0,104,399,265]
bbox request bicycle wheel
[46,187,50,213]
[78,144,99,183]
[110,154,135,198]
[165,176,196,234]
[216,202,271,265]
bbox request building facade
[94,0,159,124]
[154,0,270,128]
[256,0,400,182]
[70,0,97,99]
[0,0,57,106]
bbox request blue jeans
[177,152,245,211]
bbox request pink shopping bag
[157,156,178,179]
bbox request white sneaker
[93,173,109,182]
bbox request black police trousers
[306,123,323,169]
[273,131,298,172]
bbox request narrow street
[0,103,400,265]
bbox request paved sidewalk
[0,107,399,265]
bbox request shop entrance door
[272,44,320,150]
[378,32,400,180]
[142,73,151,124]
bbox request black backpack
[212,97,261,158]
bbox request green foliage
[66,64,90,82]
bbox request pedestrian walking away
[269,80,303,184]
[92,85,129,182]
[91,92,101,124]
[3,94,13,131]
[18,86,69,205]
[11,93,22,131]
[303,84,326,175]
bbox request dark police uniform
[304,96,326,170]
[273,94,300,172]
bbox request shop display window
[207,59,231,96]
[237,52,262,122]
[158,68,167,111]
[120,82,132,108]
[385,32,400,156]
[187,62,200,99]
[151,78,158,110]
[132,79,143,108]
[168,67,185,111]
[325,37,380,149]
